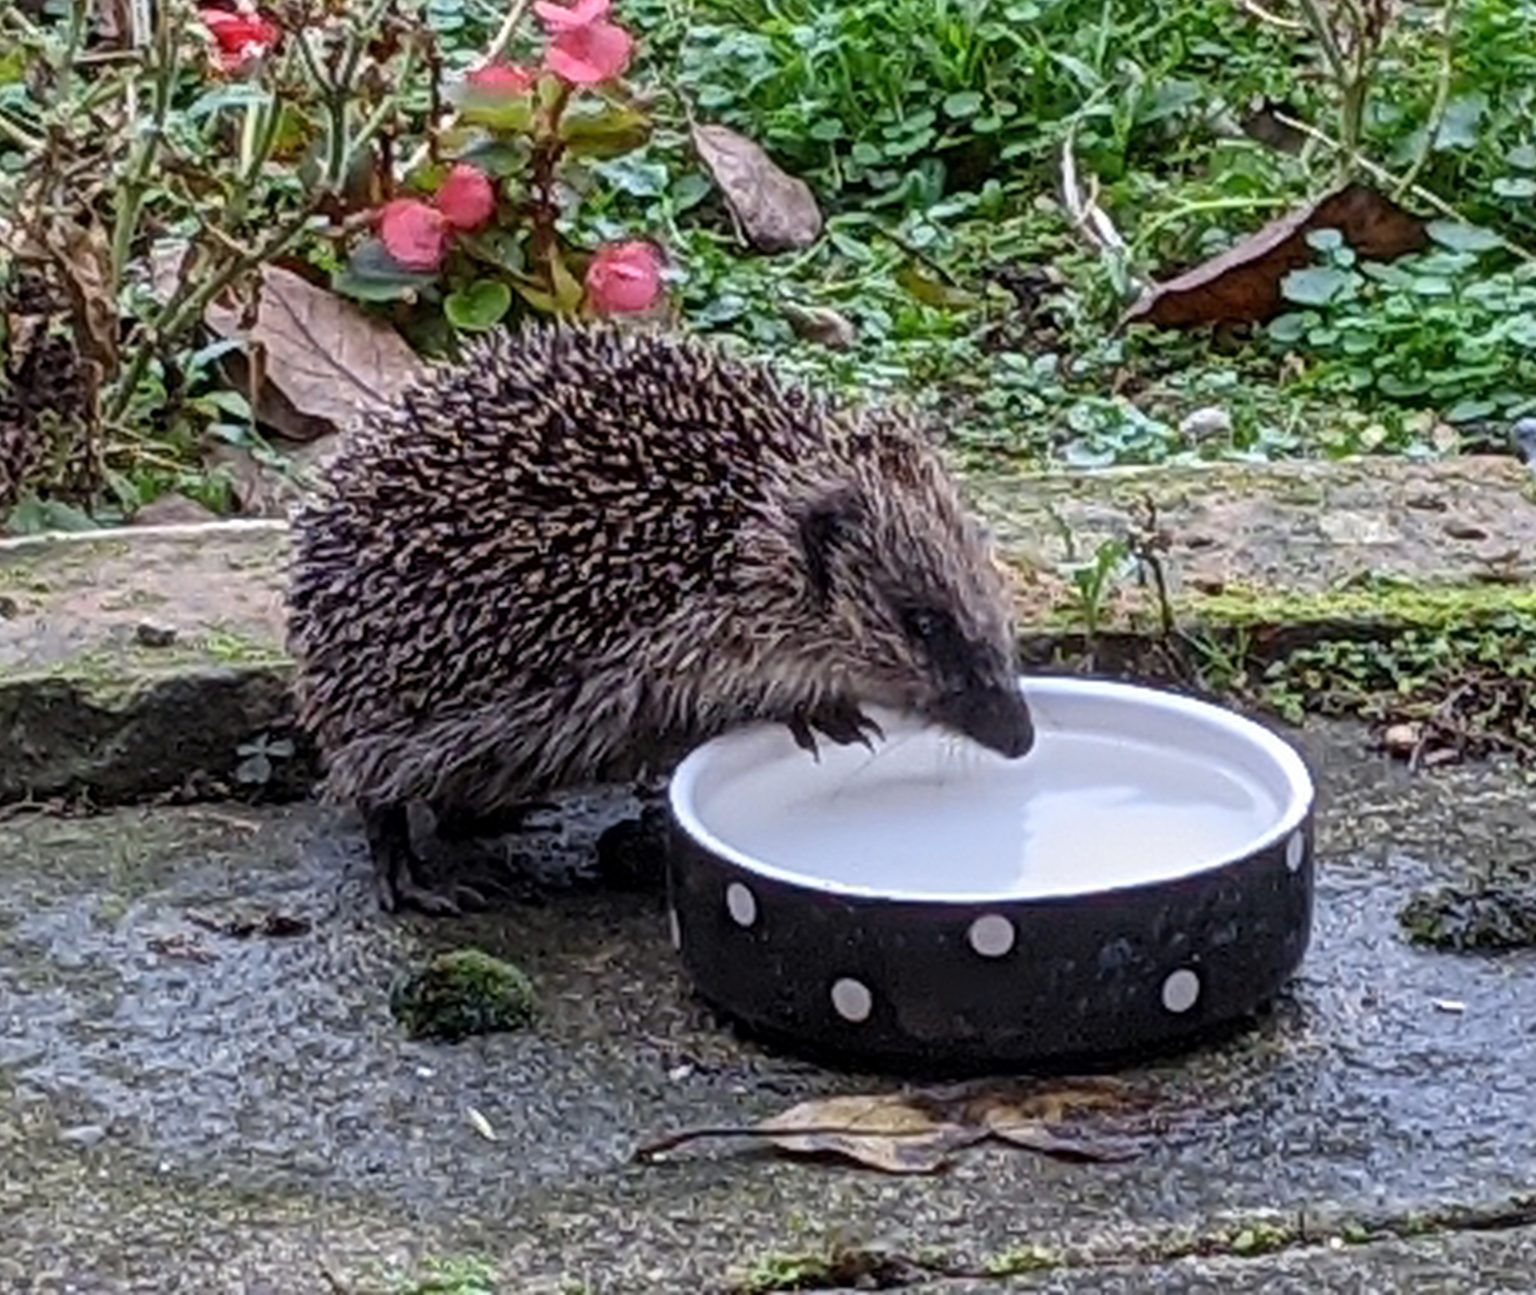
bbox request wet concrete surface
[2,720,1535,1292]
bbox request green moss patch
[390,949,538,1043]
[1400,885,1536,951]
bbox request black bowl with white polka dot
[665,678,1316,1070]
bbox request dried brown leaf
[201,265,428,441]
[48,221,118,378]
[635,1076,1162,1175]
[1122,182,1427,329]
[757,1092,979,1175]
[966,1078,1151,1163]
[691,122,823,254]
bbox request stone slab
[3,456,1535,805]
[3,721,1535,1292]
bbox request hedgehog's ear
[797,488,863,607]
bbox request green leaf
[942,90,984,119]
[850,142,883,166]
[594,155,670,197]
[1434,94,1486,150]
[509,278,559,314]
[1493,176,1536,200]
[1426,220,1503,253]
[895,264,976,310]
[547,245,585,316]
[332,238,439,302]
[453,83,535,133]
[1279,266,1359,307]
[559,103,651,159]
[455,140,528,178]
[5,495,98,535]
[457,228,527,274]
[1507,144,1536,171]
[0,47,27,85]
[1266,312,1309,345]
[1305,227,1344,252]
[1050,51,1101,92]
[184,84,272,119]
[1445,398,1497,423]
[444,279,512,331]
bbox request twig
[1269,109,1536,263]
[1393,0,1458,201]
[1059,130,1144,298]
[1235,0,1305,31]
[397,0,536,179]
[0,106,42,152]
[104,202,321,426]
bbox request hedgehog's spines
[287,322,1029,913]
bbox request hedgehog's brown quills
[286,323,1033,914]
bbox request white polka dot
[1285,830,1306,872]
[968,914,1016,958]
[725,882,758,927]
[667,908,682,950]
[830,977,873,1023]
[1161,968,1201,1014]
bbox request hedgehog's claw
[788,699,884,760]
[362,804,484,917]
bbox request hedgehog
[287,323,1035,914]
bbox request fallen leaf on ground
[691,122,823,253]
[1122,182,1427,329]
[205,264,429,440]
[757,1092,978,1174]
[150,248,428,441]
[634,1077,1163,1175]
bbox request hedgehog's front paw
[788,699,884,759]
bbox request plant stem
[105,205,320,427]
[398,0,535,179]
[0,107,42,152]
[110,4,177,285]
[1393,0,1458,201]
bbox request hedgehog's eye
[902,606,951,645]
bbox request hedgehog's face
[793,461,1034,760]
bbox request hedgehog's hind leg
[361,802,487,917]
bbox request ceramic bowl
[665,676,1316,1068]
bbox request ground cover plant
[1,0,1533,528]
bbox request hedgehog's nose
[938,685,1035,760]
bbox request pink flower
[532,0,611,32]
[545,21,633,85]
[584,241,663,314]
[199,6,280,74]
[435,164,496,231]
[377,199,449,272]
[465,62,536,97]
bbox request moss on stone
[390,949,538,1043]
[1399,884,1536,951]
[1184,582,1536,632]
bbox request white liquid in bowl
[671,679,1312,901]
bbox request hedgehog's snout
[932,682,1035,760]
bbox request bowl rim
[667,675,1316,904]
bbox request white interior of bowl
[669,677,1314,901]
